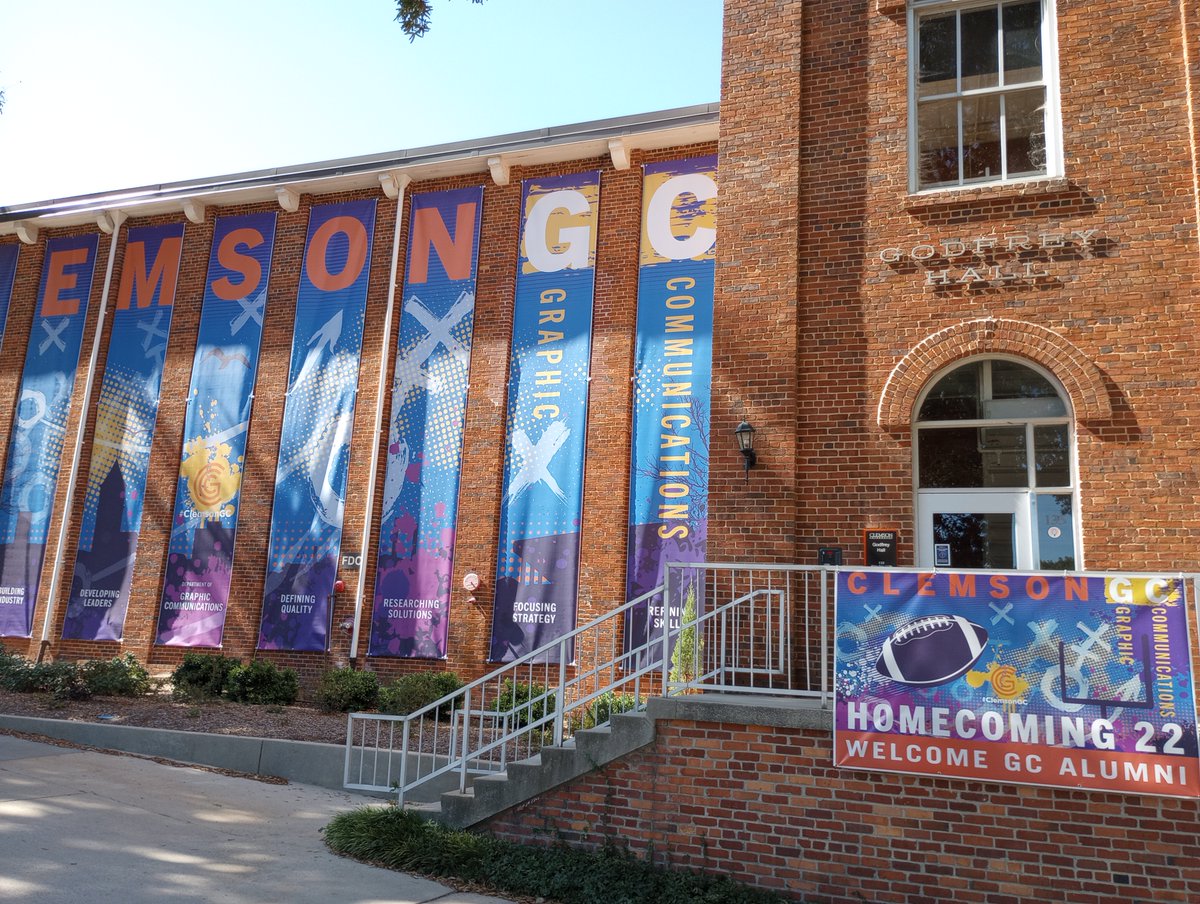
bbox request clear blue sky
[0,0,723,207]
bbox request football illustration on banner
[875,615,988,686]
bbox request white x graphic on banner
[230,289,266,335]
[506,421,570,502]
[393,290,474,403]
[138,311,169,364]
[39,318,68,354]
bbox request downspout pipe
[38,210,126,660]
[350,173,411,662]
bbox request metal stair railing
[345,584,669,804]
[344,563,837,805]
[662,562,833,702]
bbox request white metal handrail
[662,562,833,701]
[345,584,671,802]
[345,563,842,804]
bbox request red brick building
[0,110,719,682]
[4,0,1200,900]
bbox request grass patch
[324,806,793,904]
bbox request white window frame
[911,356,1084,571]
[908,0,1063,193]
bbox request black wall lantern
[734,419,756,480]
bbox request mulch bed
[0,687,351,744]
[0,688,541,759]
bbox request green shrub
[492,678,554,728]
[325,806,791,904]
[378,671,463,717]
[317,667,380,712]
[79,653,152,697]
[171,651,241,700]
[50,668,92,702]
[569,691,640,732]
[0,650,150,702]
[4,659,79,694]
[0,645,30,688]
[226,659,299,705]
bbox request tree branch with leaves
[394,0,485,39]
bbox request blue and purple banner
[835,571,1200,798]
[62,223,185,641]
[258,200,376,651]
[0,244,18,350]
[370,187,483,658]
[0,234,99,637]
[490,171,600,662]
[156,213,278,647]
[624,157,717,658]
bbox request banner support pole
[350,173,410,662]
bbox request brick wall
[486,714,1200,903]
[736,0,1200,574]
[708,0,803,565]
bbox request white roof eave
[0,104,719,235]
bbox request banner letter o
[306,216,368,292]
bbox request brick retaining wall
[486,702,1200,904]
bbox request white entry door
[917,491,1033,570]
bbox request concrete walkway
[0,734,513,904]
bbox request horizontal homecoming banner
[259,200,376,651]
[490,171,600,663]
[0,234,100,637]
[63,223,185,641]
[624,156,717,661]
[834,571,1200,798]
[0,244,18,352]
[371,186,483,658]
[157,212,278,647]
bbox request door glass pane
[919,13,958,97]
[962,94,1002,182]
[1035,494,1075,570]
[934,512,1016,569]
[920,426,1027,488]
[1034,424,1070,486]
[918,99,960,187]
[1003,1,1043,85]
[960,7,1000,91]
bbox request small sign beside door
[863,530,898,567]
[934,543,951,567]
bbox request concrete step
[427,711,656,830]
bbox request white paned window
[910,1,1061,191]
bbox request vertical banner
[156,212,278,647]
[370,187,483,658]
[623,156,717,659]
[490,171,600,662]
[258,199,376,651]
[0,234,99,637]
[0,244,18,351]
[62,223,185,641]
[834,571,1200,798]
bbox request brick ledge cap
[647,693,832,731]
[904,176,1072,211]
